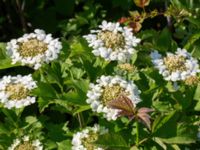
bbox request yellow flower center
[15,141,34,150]
[5,84,29,100]
[82,131,99,150]
[18,38,48,57]
[97,31,125,50]
[163,55,187,72]
[101,84,127,105]
[118,63,137,72]
[184,76,199,86]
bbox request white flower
[0,74,37,109]
[6,29,62,70]
[86,75,141,121]
[83,20,141,62]
[151,48,200,82]
[72,124,108,150]
[8,136,43,150]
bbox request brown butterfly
[107,94,153,129]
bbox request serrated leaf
[38,97,55,112]
[33,82,58,98]
[69,37,92,60]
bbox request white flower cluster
[0,74,37,109]
[8,136,43,150]
[86,75,141,121]
[72,124,108,150]
[151,48,200,81]
[84,21,141,62]
[6,29,62,70]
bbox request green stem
[77,113,84,129]
[136,121,139,146]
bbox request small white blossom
[72,124,108,150]
[6,29,62,70]
[84,20,141,62]
[8,136,43,150]
[0,74,37,109]
[86,75,141,121]
[151,48,200,82]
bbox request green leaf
[44,62,63,86]
[53,99,73,113]
[0,123,9,134]
[38,97,73,113]
[33,82,58,98]
[138,29,157,40]
[25,116,38,124]
[0,59,21,70]
[73,105,91,115]
[193,83,200,101]
[95,133,130,150]
[155,28,172,52]
[72,79,89,94]
[0,42,7,59]
[57,140,72,150]
[46,123,69,141]
[62,91,87,105]
[131,52,138,64]
[69,37,93,60]
[152,111,177,137]
[158,136,195,144]
[186,17,200,27]
[184,31,200,50]
[194,100,200,111]
[157,123,197,144]
[153,137,167,150]
[153,101,172,112]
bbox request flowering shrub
[0,0,200,149]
